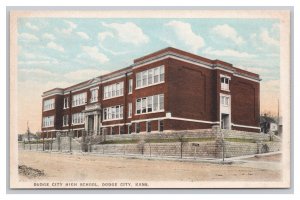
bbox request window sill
[221,88,230,92]
[103,118,124,122]
[71,123,84,125]
[135,81,165,90]
[42,126,54,128]
[135,110,165,116]
[43,109,54,112]
[72,104,87,108]
[103,95,124,101]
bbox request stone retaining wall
[222,129,271,141]
[91,142,218,158]
[19,128,281,158]
[104,129,215,141]
[103,128,273,142]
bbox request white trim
[135,81,165,90]
[135,110,165,116]
[219,93,231,98]
[103,118,124,122]
[231,123,261,130]
[131,117,167,123]
[90,86,99,91]
[42,92,63,98]
[131,117,220,124]
[130,116,220,124]
[101,123,125,128]
[64,74,126,94]
[220,74,232,80]
[215,67,234,74]
[102,74,126,84]
[72,103,87,108]
[69,128,85,131]
[71,123,85,125]
[41,129,61,132]
[103,95,123,101]
[169,117,220,124]
[133,53,260,82]
[233,73,260,83]
[44,51,260,97]
[133,54,212,70]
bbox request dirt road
[18,151,281,182]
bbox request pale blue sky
[17,17,280,132]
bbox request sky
[17,17,280,133]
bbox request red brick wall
[167,58,217,122]
[167,119,213,130]
[231,76,260,127]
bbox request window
[141,97,147,113]
[63,115,68,126]
[160,66,165,82]
[136,99,141,114]
[43,99,55,111]
[136,73,142,88]
[90,88,98,103]
[153,67,159,83]
[103,105,124,121]
[112,84,116,97]
[148,69,153,85]
[104,82,124,99]
[147,96,152,112]
[159,120,164,132]
[128,79,133,94]
[147,121,152,133]
[153,95,158,111]
[142,71,147,86]
[136,123,140,133]
[112,107,115,119]
[159,94,164,110]
[72,113,85,125]
[136,65,165,89]
[128,103,132,118]
[103,109,107,120]
[128,124,131,134]
[221,96,230,106]
[116,106,119,119]
[120,106,123,118]
[120,126,125,134]
[42,116,54,127]
[72,93,87,107]
[63,97,69,109]
[221,76,230,91]
[136,94,164,115]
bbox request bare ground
[243,154,282,162]
[18,151,282,182]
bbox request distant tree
[260,111,278,123]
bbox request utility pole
[277,98,280,127]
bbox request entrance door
[88,115,94,133]
[221,113,230,129]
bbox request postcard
[10,9,291,189]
